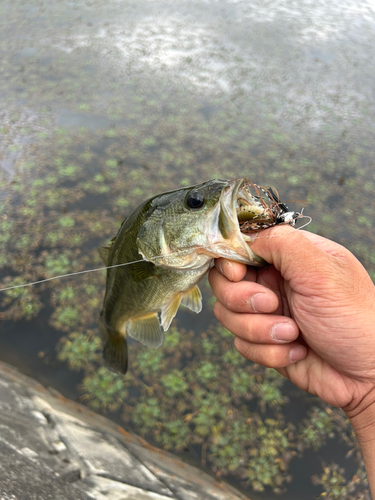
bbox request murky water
[1,1,375,498]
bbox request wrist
[344,386,375,445]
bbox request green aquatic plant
[82,367,129,411]
[0,276,42,320]
[1,53,374,499]
[160,370,188,398]
[58,216,75,228]
[155,418,190,450]
[53,306,80,330]
[244,419,291,492]
[313,464,349,499]
[44,253,72,276]
[209,435,243,472]
[58,331,101,370]
[300,406,336,451]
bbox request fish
[98,178,299,374]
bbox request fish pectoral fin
[98,245,111,265]
[102,336,128,375]
[181,285,202,314]
[160,294,182,332]
[130,260,159,282]
[127,313,163,348]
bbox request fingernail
[251,293,273,313]
[289,345,307,363]
[222,260,233,280]
[218,260,224,275]
[271,323,296,342]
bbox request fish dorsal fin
[127,313,163,348]
[98,246,111,265]
[98,236,116,265]
[181,285,202,314]
[160,293,182,331]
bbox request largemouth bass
[98,178,298,374]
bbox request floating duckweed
[300,407,335,450]
[142,137,157,147]
[58,216,75,227]
[45,231,64,245]
[82,367,129,411]
[209,436,243,472]
[287,175,300,185]
[156,419,190,450]
[80,151,93,161]
[32,179,45,187]
[134,349,165,376]
[163,328,181,348]
[132,397,167,433]
[58,331,101,371]
[201,337,218,355]
[104,129,117,138]
[1,49,373,499]
[160,370,188,398]
[179,178,191,186]
[20,206,36,217]
[193,362,219,383]
[357,215,372,228]
[59,286,76,301]
[45,254,71,275]
[14,234,32,250]
[59,164,79,176]
[55,306,79,328]
[0,277,42,320]
[106,159,117,168]
[314,464,348,499]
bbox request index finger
[214,258,249,282]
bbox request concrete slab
[0,361,250,500]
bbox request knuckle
[221,286,236,309]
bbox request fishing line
[0,215,311,292]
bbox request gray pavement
[0,361,249,500]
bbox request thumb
[250,226,331,284]
[250,226,374,302]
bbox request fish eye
[185,190,205,210]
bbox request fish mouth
[218,178,298,264]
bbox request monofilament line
[0,216,312,293]
[0,247,206,292]
[0,262,138,292]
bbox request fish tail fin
[99,312,128,374]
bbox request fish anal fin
[181,285,202,314]
[102,336,128,374]
[98,246,111,266]
[160,294,182,332]
[127,313,163,348]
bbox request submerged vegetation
[0,104,373,497]
[1,15,374,498]
[0,103,373,497]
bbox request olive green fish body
[99,179,298,374]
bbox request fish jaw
[198,179,266,265]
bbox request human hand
[208,226,375,414]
